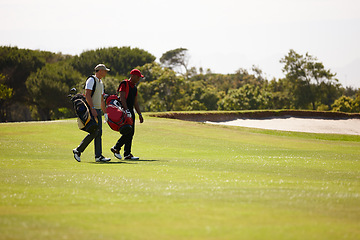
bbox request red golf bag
[105,95,133,135]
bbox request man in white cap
[73,64,111,162]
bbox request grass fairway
[0,114,359,240]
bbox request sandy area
[206,117,360,135]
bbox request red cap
[130,69,144,78]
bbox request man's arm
[119,91,128,110]
[134,95,144,123]
[101,94,106,113]
[85,89,98,118]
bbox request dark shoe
[111,147,122,160]
[95,155,111,162]
[124,154,139,160]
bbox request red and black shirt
[118,80,137,113]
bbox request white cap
[94,64,110,71]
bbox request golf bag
[105,95,133,135]
[68,88,98,133]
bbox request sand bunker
[206,117,360,135]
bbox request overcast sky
[1,0,359,88]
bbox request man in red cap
[111,69,144,160]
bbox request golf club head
[70,88,77,94]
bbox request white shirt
[85,75,104,109]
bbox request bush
[332,96,355,113]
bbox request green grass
[0,115,359,240]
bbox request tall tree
[280,49,338,110]
[137,63,186,111]
[160,48,190,79]
[0,46,62,102]
[26,63,82,120]
[71,47,155,76]
[0,74,13,121]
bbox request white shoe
[111,147,122,160]
[124,154,139,160]
[95,155,111,162]
[73,149,81,162]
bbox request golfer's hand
[104,113,108,123]
[139,114,144,123]
[125,109,132,118]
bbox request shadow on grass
[89,159,161,165]
[89,161,135,164]
[127,159,161,162]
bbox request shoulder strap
[88,75,96,97]
[117,80,130,99]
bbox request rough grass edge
[149,110,360,122]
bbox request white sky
[1,0,359,88]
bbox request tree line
[0,46,359,122]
